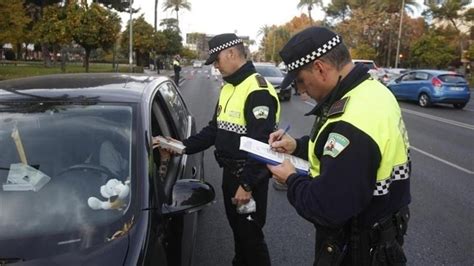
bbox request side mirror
[162,179,215,215]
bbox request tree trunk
[42,43,51,67]
[60,46,67,73]
[15,43,22,61]
[85,48,90,73]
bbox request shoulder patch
[323,133,350,158]
[255,75,268,88]
[252,106,269,119]
[327,97,349,117]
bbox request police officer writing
[155,33,280,266]
[267,27,411,266]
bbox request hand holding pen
[269,125,296,154]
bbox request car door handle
[191,166,197,178]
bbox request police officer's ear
[312,59,331,80]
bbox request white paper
[239,136,309,174]
[3,163,51,192]
[155,136,185,154]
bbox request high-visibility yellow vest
[216,73,280,134]
[308,79,410,196]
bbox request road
[175,66,474,266]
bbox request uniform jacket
[287,64,411,228]
[183,61,279,189]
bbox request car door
[147,81,204,266]
[394,72,416,99]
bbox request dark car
[0,73,215,265]
[254,63,292,101]
[387,70,471,109]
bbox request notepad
[239,136,309,175]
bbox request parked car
[193,60,203,68]
[0,73,215,265]
[387,70,471,109]
[352,59,384,80]
[254,62,292,101]
[380,68,408,85]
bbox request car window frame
[149,81,191,203]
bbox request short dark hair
[319,42,351,71]
[232,43,247,59]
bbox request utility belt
[214,150,246,178]
[315,206,410,266]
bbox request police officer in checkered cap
[177,32,280,265]
[267,26,411,265]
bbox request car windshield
[255,65,284,77]
[0,103,133,240]
[438,74,467,84]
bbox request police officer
[183,33,280,265]
[173,55,181,85]
[267,26,411,265]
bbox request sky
[122,0,327,51]
[120,0,438,52]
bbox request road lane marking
[411,146,473,175]
[401,108,474,131]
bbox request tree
[351,42,377,60]
[297,0,323,25]
[121,15,155,67]
[325,0,350,23]
[425,0,472,59]
[0,0,31,60]
[32,4,71,70]
[162,0,190,27]
[68,2,121,72]
[24,0,63,65]
[160,17,179,31]
[410,31,456,69]
[93,0,129,12]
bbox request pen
[277,125,291,141]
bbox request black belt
[214,150,246,178]
[368,206,410,246]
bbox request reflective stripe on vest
[217,73,280,134]
[308,79,410,196]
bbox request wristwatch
[241,183,252,192]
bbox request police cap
[279,26,342,89]
[205,33,243,65]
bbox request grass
[0,61,131,81]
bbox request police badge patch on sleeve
[252,106,269,119]
[323,133,350,158]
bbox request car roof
[0,73,169,102]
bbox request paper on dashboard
[239,136,309,175]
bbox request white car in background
[193,60,203,68]
[352,59,384,80]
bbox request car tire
[418,93,431,107]
[453,103,466,109]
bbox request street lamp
[395,0,405,68]
[122,0,133,72]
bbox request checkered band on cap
[286,35,341,71]
[209,39,243,55]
